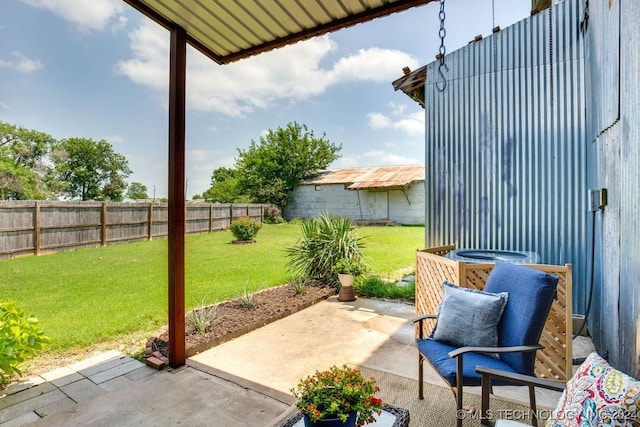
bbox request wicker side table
[279,404,410,427]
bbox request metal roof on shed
[303,165,424,190]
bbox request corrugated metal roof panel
[123,0,432,64]
[303,165,424,189]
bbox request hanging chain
[548,0,554,106]
[491,0,498,143]
[436,0,448,92]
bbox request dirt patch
[151,284,336,358]
[16,284,335,381]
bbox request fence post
[148,202,154,241]
[209,203,213,232]
[34,201,41,256]
[101,202,107,247]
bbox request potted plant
[332,257,366,302]
[290,364,384,427]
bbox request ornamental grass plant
[290,364,384,426]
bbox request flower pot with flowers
[332,258,366,302]
[290,364,384,427]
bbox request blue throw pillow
[432,281,508,348]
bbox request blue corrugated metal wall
[423,0,590,312]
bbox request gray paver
[75,355,131,377]
[0,389,68,424]
[59,378,106,404]
[0,383,57,410]
[88,359,145,384]
[42,367,84,388]
[0,410,41,427]
[98,375,134,392]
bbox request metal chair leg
[529,384,538,427]
[418,354,424,399]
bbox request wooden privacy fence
[0,201,269,259]
[415,245,573,382]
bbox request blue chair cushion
[417,338,519,386]
[484,262,558,375]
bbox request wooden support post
[34,202,40,256]
[167,24,187,368]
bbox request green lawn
[0,224,424,354]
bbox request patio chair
[476,351,640,426]
[413,262,558,427]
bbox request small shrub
[0,301,50,385]
[186,301,218,334]
[354,275,415,300]
[229,217,262,241]
[331,257,367,276]
[285,214,366,288]
[240,284,256,308]
[292,279,307,295]
[263,206,285,224]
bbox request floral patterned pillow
[546,352,640,427]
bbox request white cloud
[0,51,44,73]
[326,47,420,84]
[367,110,424,136]
[104,134,124,144]
[21,0,125,32]
[361,150,418,165]
[116,21,422,117]
[367,112,392,129]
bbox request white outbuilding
[284,165,425,225]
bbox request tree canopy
[234,122,341,208]
[203,167,249,203]
[50,138,132,201]
[126,182,149,200]
[0,121,57,199]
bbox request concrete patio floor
[0,296,594,426]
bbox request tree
[51,138,132,201]
[235,122,341,208]
[127,182,149,200]
[0,121,57,199]
[203,167,246,203]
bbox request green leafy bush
[354,275,415,300]
[229,216,262,241]
[0,301,50,385]
[263,206,285,224]
[331,257,367,276]
[285,214,366,287]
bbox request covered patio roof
[120,0,434,368]
[123,0,431,64]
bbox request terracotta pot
[337,274,356,302]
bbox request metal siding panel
[425,0,588,311]
[585,0,620,139]
[614,0,639,377]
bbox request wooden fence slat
[0,201,271,259]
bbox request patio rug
[272,366,548,426]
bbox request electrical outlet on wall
[589,188,607,212]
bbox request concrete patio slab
[0,296,593,426]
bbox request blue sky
[1,0,530,199]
